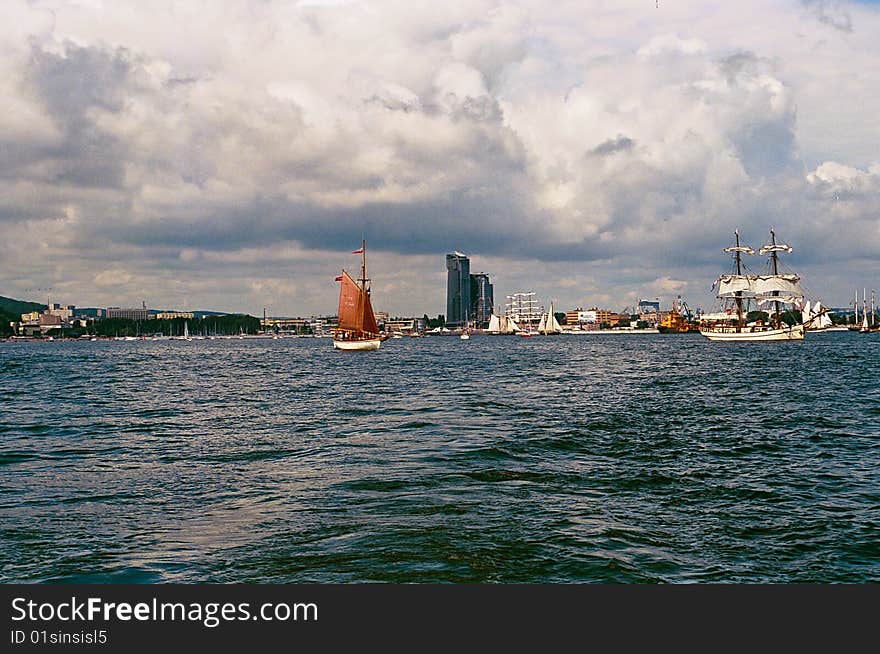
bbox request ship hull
[700,324,804,341]
[333,338,381,351]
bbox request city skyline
[1,1,879,316]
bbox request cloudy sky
[1,0,879,317]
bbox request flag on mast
[351,247,364,254]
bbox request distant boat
[487,314,520,334]
[460,315,471,340]
[700,229,805,341]
[537,301,562,335]
[859,289,878,333]
[333,240,386,351]
[802,300,835,332]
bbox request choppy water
[1,333,878,583]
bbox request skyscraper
[446,252,470,327]
[470,272,494,329]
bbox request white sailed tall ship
[700,229,805,341]
[505,292,542,336]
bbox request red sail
[362,290,379,335]
[337,271,363,332]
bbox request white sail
[488,314,521,334]
[538,302,562,334]
[716,275,757,297]
[802,300,812,322]
[753,274,802,298]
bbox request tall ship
[333,240,386,351]
[505,292,542,334]
[700,229,805,341]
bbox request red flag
[334,275,343,282]
[351,247,364,254]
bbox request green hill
[0,295,46,316]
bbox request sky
[1,0,879,317]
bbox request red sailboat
[333,240,387,351]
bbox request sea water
[1,333,877,582]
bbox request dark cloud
[24,42,136,189]
[588,135,635,157]
[719,51,761,81]
[802,0,853,33]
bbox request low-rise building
[106,307,153,321]
[155,311,195,320]
[47,303,75,322]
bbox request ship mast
[769,229,781,328]
[733,230,745,331]
[358,239,368,334]
[854,290,859,326]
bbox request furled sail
[758,243,793,255]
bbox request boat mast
[854,290,859,326]
[359,239,368,335]
[872,290,876,328]
[733,230,745,331]
[768,229,782,328]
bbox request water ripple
[1,333,878,583]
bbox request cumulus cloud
[0,0,878,316]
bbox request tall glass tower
[470,272,494,329]
[446,252,470,327]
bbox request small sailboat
[859,289,878,333]
[183,321,192,341]
[460,314,471,340]
[333,240,386,351]
[700,229,805,341]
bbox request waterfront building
[106,306,153,321]
[469,272,494,329]
[47,303,75,322]
[155,311,195,320]
[566,308,600,326]
[446,252,471,328]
